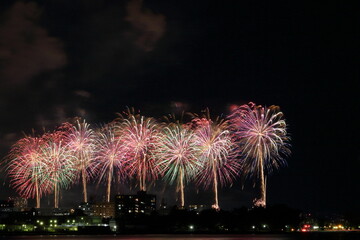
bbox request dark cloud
[34,104,93,130]
[0,132,18,150]
[0,2,66,85]
[125,0,166,51]
[74,90,92,99]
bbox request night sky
[0,0,358,214]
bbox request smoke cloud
[0,2,67,85]
[125,0,166,52]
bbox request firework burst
[191,113,240,210]
[65,119,96,203]
[39,138,77,208]
[229,102,291,207]
[156,124,201,208]
[118,113,161,191]
[6,136,48,208]
[93,124,127,202]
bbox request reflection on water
[1,233,359,240]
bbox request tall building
[115,191,156,216]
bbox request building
[76,202,115,218]
[77,202,93,216]
[37,208,72,216]
[91,202,115,218]
[158,198,170,215]
[115,191,156,216]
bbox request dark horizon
[0,0,358,215]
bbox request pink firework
[65,119,96,203]
[42,122,74,143]
[6,136,49,208]
[155,124,201,208]
[118,114,161,191]
[93,124,127,202]
[39,124,77,208]
[39,138,77,208]
[229,102,291,207]
[192,115,240,210]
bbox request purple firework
[229,102,291,207]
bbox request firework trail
[191,112,240,210]
[156,124,201,208]
[93,124,127,202]
[118,113,161,191]
[229,102,290,207]
[65,119,96,203]
[6,136,48,208]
